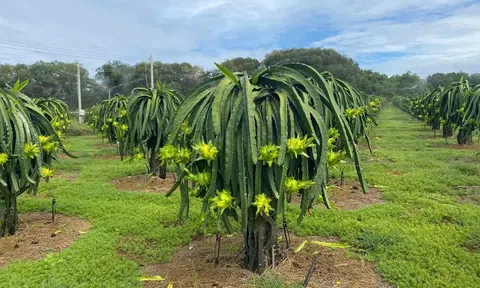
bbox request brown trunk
[442,125,453,138]
[457,129,473,145]
[158,164,167,179]
[0,195,18,237]
[148,149,167,179]
[244,209,277,273]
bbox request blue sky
[1,0,479,77]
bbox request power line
[98,64,198,79]
[96,67,141,73]
[63,71,147,92]
[0,39,137,58]
[0,39,145,61]
[0,44,145,62]
[0,39,206,79]
[48,71,107,90]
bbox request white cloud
[0,0,478,77]
[313,1,480,76]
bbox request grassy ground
[0,107,479,287]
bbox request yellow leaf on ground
[140,275,165,282]
[309,240,350,249]
[294,240,308,253]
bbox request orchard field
[0,106,479,287]
[1,60,480,288]
[2,0,480,284]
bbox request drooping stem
[0,197,5,237]
[282,219,290,249]
[174,165,189,220]
[52,198,56,223]
[178,183,189,220]
[0,194,18,237]
[214,230,221,265]
[325,167,330,185]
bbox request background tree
[426,72,480,89]
[262,48,401,98]
[2,48,479,108]
[263,48,362,87]
[357,69,393,97]
[94,61,133,96]
[388,71,426,97]
[152,62,207,95]
[0,61,98,109]
[220,57,261,75]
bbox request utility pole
[150,55,154,90]
[77,63,84,123]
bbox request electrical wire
[1,39,203,90]
[0,44,145,62]
[52,71,107,89]
[0,39,137,58]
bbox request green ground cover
[0,107,478,287]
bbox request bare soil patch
[140,234,390,288]
[290,181,384,210]
[464,243,479,253]
[111,173,176,193]
[326,181,385,210]
[455,186,480,205]
[0,212,90,268]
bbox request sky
[0,0,479,78]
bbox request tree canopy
[1,47,478,109]
[220,57,261,75]
[426,72,480,89]
[264,48,362,86]
[95,61,207,96]
[0,61,102,109]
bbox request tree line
[1,48,479,109]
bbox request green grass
[0,107,479,287]
[66,121,92,136]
